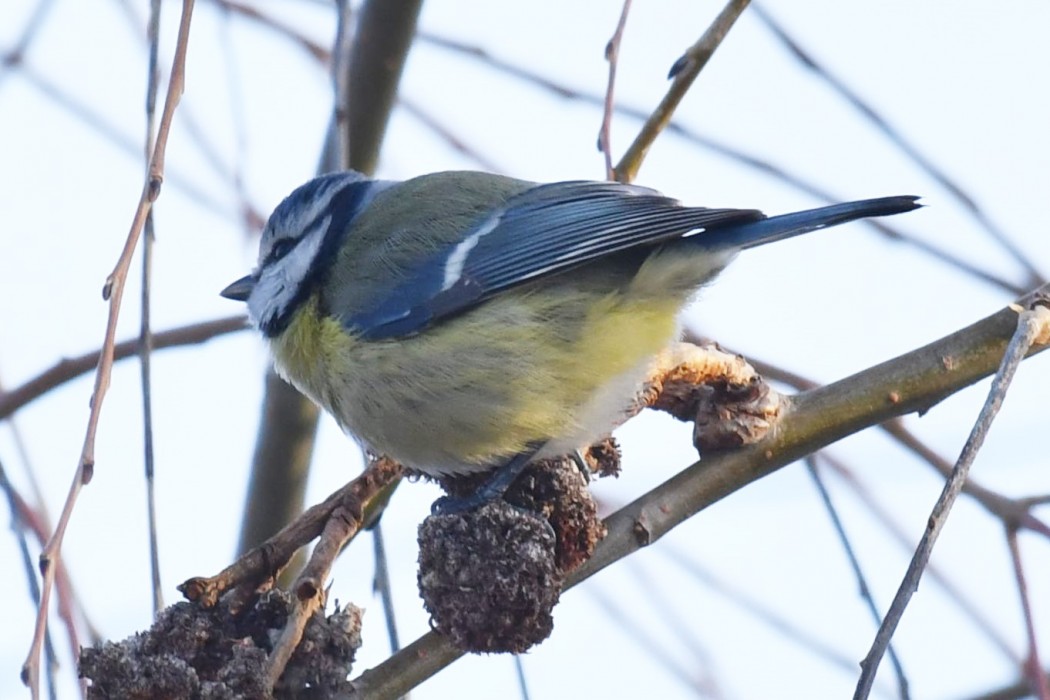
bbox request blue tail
[697,196,921,251]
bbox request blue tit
[222,171,919,507]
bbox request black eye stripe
[265,238,298,265]
[257,178,379,338]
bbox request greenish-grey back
[320,171,535,321]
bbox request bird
[221,170,920,511]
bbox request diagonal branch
[751,4,1044,289]
[0,315,247,420]
[347,289,1050,699]
[855,303,1050,699]
[614,0,750,182]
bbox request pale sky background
[1,2,1049,698]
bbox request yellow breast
[268,289,681,476]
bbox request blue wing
[344,180,764,339]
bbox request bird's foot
[431,446,542,515]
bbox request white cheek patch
[247,215,331,327]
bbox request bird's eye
[267,238,297,264]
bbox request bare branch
[752,4,1045,289]
[598,0,632,180]
[348,287,1050,699]
[341,0,424,174]
[265,484,375,687]
[696,331,1050,540]
[399,97,505,173]
[417,31,1027,295]
[141,0,164,618]
[855,303,1050,699]
[806,457,910,698]
[821,455,1020,665]
[1006,527,1050,700]
[614,0,750,182]
[22,2,197,691]
[0,315,247,420]
[180,458,402,609]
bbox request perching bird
[221,171,919,510]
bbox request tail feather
[696,196,922,251]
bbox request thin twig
[175,460,402,689]
[226,13,1026,291]
[513,655,531,700]
[820,455,1020,665]
[213,0,254,235]
[587,582,712,694]
[21,2,196,692]
[371,521,401,654]
[964,670,1050,700]
[0,0,58,89]
[0,372,52,556]
[0,457,60,700]
[399,98,505,173]
[658,542,868,678]
[12,63,229,217]
[331,0,353,170]
[2,459,90,691]
[141,0,164,617]
[0,411,96,692]
[698,330,1050,541]
[751,4,1045,290]
[266,497,365,688]
[806,457,910,699]
[614,0,750,182]
[180,458,402,609]
[883,420,1050,539]
[0,315,247,420]
[599,0,632,180]
[112,0,266,229]
[209,0,330,62]
[854,303,1050,699]
[625,562,725,696]
[1005,527,1050,700]
[413,32,1025,295]
[708,331,1035,663]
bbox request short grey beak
[220,274,257,302]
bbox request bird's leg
[432,443,544,515]
[571,449,592,484]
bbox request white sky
[1,1,1049,698]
